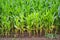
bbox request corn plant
[32,12,40,36]
[26,13,34,37]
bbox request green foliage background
[0,0,60,36]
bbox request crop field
[0,0,60,39]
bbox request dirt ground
[0,36,60,40]
[0,33,60,40]
[0,38,59,40]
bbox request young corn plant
[1,15,11,37]
[39,13,45,36]
[26,13,34,37]
[44,9,58,38]
[19,14,25,37]
[33,12,40,36]
[14,16,20,37]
